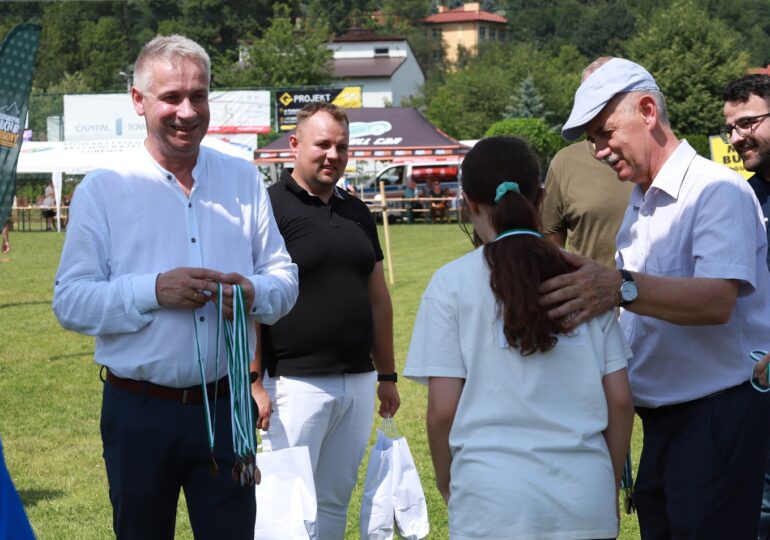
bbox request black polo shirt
[262,169,384,376]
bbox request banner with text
[276,87,362,131]
[64,90,271,143]
[708,135,752,179]
[0,23,41,225]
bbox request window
[432,29,441,39]
[498,29,506,41]
[489,28,496,40]
[478,26,486,40]
[374,47,389,56]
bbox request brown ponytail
[461,136,573,355]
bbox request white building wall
[330,40,409,58]
[390,55,424,105]
[336,77,393,107]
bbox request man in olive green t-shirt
[542,140,632,268]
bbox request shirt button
[55,280,59,285]
[188,202,192,208]
[167,174,173,181]
[199,316,205,322]
[191,238,196,243]
[251,307,256,313]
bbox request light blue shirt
[617,140,770,407]
[53,145,298,387]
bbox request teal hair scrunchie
[494,181,520,204]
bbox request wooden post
[379,180,394,285]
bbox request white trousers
[261,371,376,540]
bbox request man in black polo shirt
[253,102,400,539]
[723,74,770,539]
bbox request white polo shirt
[617,140,770,407]
[53,145,298,388]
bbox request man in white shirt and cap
[540,57,770,537]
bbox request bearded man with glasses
[724,75,770,272]
[724,73,770,540]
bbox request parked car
[359,159,462,200]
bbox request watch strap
[619,269,633,282]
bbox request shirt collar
[140,143,207,188]
[646,140,696,200]
[280,168,346,202]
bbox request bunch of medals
[194,283,260,487]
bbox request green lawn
[0,225,642,539]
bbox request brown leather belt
[104,369,229,404]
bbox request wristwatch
[377,372,398,383]
[618,269,638,307]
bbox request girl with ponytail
[404,136,634,539]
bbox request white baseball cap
[561,58,660,141]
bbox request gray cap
[561,58,660,141]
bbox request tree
[624,0,750,135]
[376,0,439,74]
[412,42,585,139]
[29,73,92,141]
[79,17,131,91]
[505,76,546,120]
[304,0,375,36]
[214,3,332,88]
[700,0,770,66]
[484,117,563,165]
[423,62,511,139]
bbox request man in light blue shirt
[53,35,297,539]
[541,57,770,537]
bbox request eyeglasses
[719,112,770,144]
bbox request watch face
[620,281,638,302]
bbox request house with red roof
[424,2,508,65]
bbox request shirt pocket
[647,251,688,277]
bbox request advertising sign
[64,90,271,141]
[276,87,362,131]
[709,135,752,179]
[0,23,41,226]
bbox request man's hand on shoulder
[219,272,256,320]
[155,267,221,309]
[377,381,401,418]
[539,251,621,329]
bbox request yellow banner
[332,87,362,108]
[709,135,752,179]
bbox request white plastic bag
[359,419,429,540]
[254,445,317,540]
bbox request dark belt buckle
[182,389,189,404]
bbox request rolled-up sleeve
[52,179,158,336]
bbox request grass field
[0,225,642,539]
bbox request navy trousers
[101,381,256,540]
[760,456,770,539]
[635,382,770,539]
[0,436,35,540]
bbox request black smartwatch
[377,372,398,383]
[618,269,638,307]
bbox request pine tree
[504,76,545,119]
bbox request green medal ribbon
[193,283,258,486]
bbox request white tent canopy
[15,137,254,231]
[16,136,253,175]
